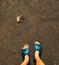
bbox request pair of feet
[22,41,41,63]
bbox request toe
[35,41,40,44]
[22,44,29,49]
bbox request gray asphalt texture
[0,0,59,65]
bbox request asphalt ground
[0,0,59,65]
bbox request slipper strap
[22,48,30,56]
[34,44,42,52]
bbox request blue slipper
[34,41,42,53]
[33,41,42,65]
[22,47,31,65]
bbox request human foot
[22,44,30,63]
[34,41,42,60]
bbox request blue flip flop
[33,41,42,65]
[34,41,42,53]
[22,47,31,65]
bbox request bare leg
[34,41,45,65]
[20,44,29,65]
